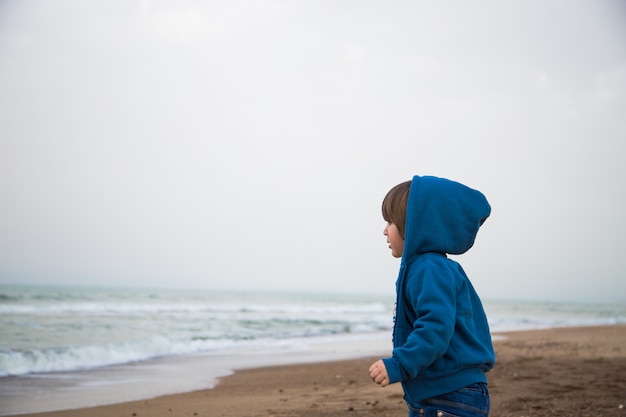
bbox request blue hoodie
[382,175,495,403]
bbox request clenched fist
[369,359,390,387]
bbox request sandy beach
[6,325,625,417]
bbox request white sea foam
[1,285,625,416]
[0,285,624,379]
[0,286,394,377]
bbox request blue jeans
[407,382,490,417]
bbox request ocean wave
[0,320,392,377]
[0,301,389,316]
[0,335,232,377]
[2,286,624,378]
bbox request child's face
[384,222,404,258]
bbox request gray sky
[1,0,625,302]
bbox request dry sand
[7,325,625,417]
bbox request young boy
[369,175,495,417]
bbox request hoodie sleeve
[382,261,458,383]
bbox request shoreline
[0,332,393,416]
[3,325,625,417]
[4,324,626,417]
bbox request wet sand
[6,325,626,417]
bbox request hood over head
[403,175,490,261]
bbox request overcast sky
[0,0,624,302]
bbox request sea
[1,284,624,415]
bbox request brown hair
[381,180,411,240]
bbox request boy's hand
[369,359,390,387]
